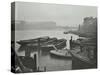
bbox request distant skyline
[15,2,97,27]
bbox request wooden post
[25,47,30,57]
[65,40,67,49]
[38,38,41,55]
[37,38,41,70]
[34,54,37,71]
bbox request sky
[15,2,97,27]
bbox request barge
[17,36,66,51]
[70,50,97,69]
[17,36,53,45]
[69,37,97,69]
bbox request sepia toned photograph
[11,2,97,73]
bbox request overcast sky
[15,2,97,27]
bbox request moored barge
[17,36,52,45]
[17,36,66,51]
[69,37,97,69]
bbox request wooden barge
[17,36,53,45]
[69,37,97,69]
[17,36,66,50]
[69,50,97,69]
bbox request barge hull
[71,53,97,69]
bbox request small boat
[50,49,72,58]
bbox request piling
[37,38,41,71]
[34,54,37,71]
[25,47,31,57]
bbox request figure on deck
[70,36,73,50]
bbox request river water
[15,30,79,71]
